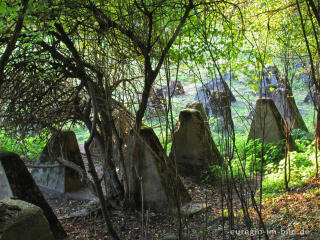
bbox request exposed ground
[46,176,320,240]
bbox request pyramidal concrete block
[125,127,191,211]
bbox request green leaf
[0,2,6,14]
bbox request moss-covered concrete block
[125,127,191,212]
[0,160,12,200]
[271,88,308,132]
[170,109,223,179]
[0,198,55,240]
[248,98,295,149]
[31,131,86,193]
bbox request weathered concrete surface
[257,65,286,97]
[158,80,185,97]
[209,92,234,131]
[88,137,104,156]
[31,131,86,193]
[295,63,313,86]
[162,233,179,240]
[125,127,191,211]
[304,84,320,106]
[0,198,55,240]
[299,70,312,86]
[248,98,295,148]
[148,81,185,113]
[194,75,236,116]
[271,88,308,132]
[0,151,67,240]
[170,109,223,179]
[180,202,211,217]
[38,184,97,201]
[0,161,12,200]
[185,102,210,129]
[147,88,165,114]
[252,65,307,131]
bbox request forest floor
[47,176,320,240]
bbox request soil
[45,176,320,240]
[47,178,226,240]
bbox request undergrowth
[0,131,48,162]
[202,129,318,198]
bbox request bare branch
[0,0,29,86]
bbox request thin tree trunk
[85,82,120,240]
[307,0,320,27]
[297,0,320,91]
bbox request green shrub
[235,139,286,174]
[202,137,290,186]
[262,142,317,196]
[201,165,223,186]
[291,128,313,152]
[0,131,47,162]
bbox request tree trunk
[85,82,120,240]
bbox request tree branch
[0,0,29,86]
[87,2,147,55]
[307,0,320,26]
[154,0,194,77]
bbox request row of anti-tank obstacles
[0,65,309,239]
[0,92,307,239]
[148,65,319,120]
